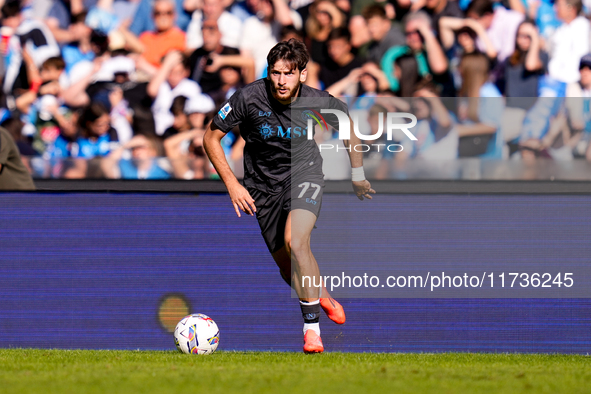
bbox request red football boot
[320,286,346,324]
[303,329,324,354]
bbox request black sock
[300,302,320,324]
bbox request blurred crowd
[1,0,591,180]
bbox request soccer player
[203,39,375,353]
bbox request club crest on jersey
[218,103,232,120]
[258,123,274,139]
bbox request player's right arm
[203,122,256,217]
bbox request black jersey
[212,78,348,194]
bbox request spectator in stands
[500,20,547,110]
[465,0,524,62]
[324,62,390,98]
[229,0,257,22]
[439,16,498,60]
[61,11,95,73]
[72,101,118,158]
[407,87,458,160]
[547,0,589,87]
[381,11,449,95]
[517,0,588,155]
[362,4,405,65]
[129,0,191,36]
[421,0,464,36]
[317,28,365,90]
[456,52,504,158]
[102,134,170,179]
[121,0,186,68]
[187,18,254,94]
[240,0,301,78]
[2,1,60,96]
[305,0,345,67]
[23,57,78,156]
[519,54,591,161]
[207,62,247,111]
[164,127,209,179]
[148,51,214,136]
[162,95,190,139]
[393,0,412,23]
[46,0,98,44]
[163,91,243,179]
[185,0,243,52]
[280,24,304,42]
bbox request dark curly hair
[266,38,310,73]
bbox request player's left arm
[342,116,376,201]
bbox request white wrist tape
[351,166,365,182]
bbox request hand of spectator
[384,3,395,19]
[414,88,438,98]
[408,18,433,39]
[520,138,543,151]
[410,0,426,11]
[361,62,391,92]
[183,0,203,13]
[69,23,87,42]
[346,68,364,83]
[519,22,539,40]
[119,18,132,32]
[464,18,486,34]
[39,81,61,97]
[362,62,379,74]
[125,135,150,150]
[204,53,223,73]
[162,50,183,71]
[192,129,205,147]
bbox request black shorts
[249,175,324,254]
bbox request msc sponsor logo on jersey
[257,123,308,140]
[218,103,232,120]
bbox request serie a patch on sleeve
[218,103,232,120]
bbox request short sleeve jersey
[212,79,348,194]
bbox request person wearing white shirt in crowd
[239,0,302,78]
[548,0,590,85]
[185,0,242,51]
[2,1,60,95]
[148,50,214,136]
[466,0,524,62]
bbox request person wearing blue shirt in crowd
[60,12,96,73]
[101,134,170,179]
[51,102,117,158]
[46,0,98,44]
[129,0,191,36]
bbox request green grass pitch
[0,350,589,394]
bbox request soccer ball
[174,313,220,355]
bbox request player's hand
[352,180,376,201]
[228,182,256,217]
